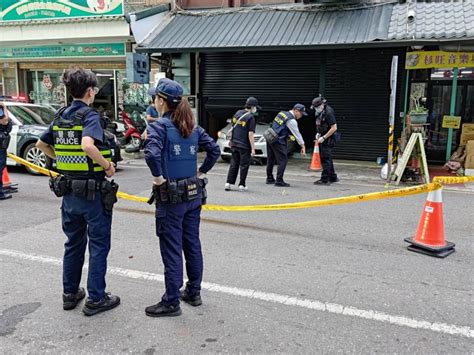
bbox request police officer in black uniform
[225,96,260,191]
[0,103,13,200]
[144,78,220,317]
[36,68,120,316]
[266,104,307,187]
[312,96,339,185]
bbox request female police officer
[144,78,220,317]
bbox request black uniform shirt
[230,109,256,150]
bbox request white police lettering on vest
[55,136,80,145]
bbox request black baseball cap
[311,96,327,108]
[245,96,261,110]
[293,103,308,116]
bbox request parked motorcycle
[102,113,123,165]
[119,104,147,153]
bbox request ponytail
[170,98,195,138]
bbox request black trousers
[320,144,338,182]
[266,142,288,182]
[226,146,251,186]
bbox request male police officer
[225,96,259,191]
[0,103,13,200]
[266,104,307,187]
[312,96,339,185]
[36,68,120,316]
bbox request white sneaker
[225,183,232,191]
[238,185,248,192]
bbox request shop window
[3,68,18,96]
[27,71,66,109]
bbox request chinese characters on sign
[406,51,474,70]
[0,0,124,22]
[0,43,125,59]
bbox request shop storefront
[405,51,474,163]
[0,0,140,118]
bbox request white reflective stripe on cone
[427,188,443,203]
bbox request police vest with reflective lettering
[161,117,199,180]
[52,107,111,175]
[271,111,293,143]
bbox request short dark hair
[62,68,97,99]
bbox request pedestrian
[225,96,260,192]
[266,104,307,187]
[312,96,339,185]
[36,68,120,316]
[144,78,220,317]
[0,103,13,200]
[145,96,159,123]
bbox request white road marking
[0,248,472,338]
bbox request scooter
[119,105,147,153]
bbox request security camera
[407,9,415,22]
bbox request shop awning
[137,4,394,53]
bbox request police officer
[312,96,339,185]
[146,96,159,123]
[266,104,307,187]
[225,96,260,191]
[36,68,120,316]
[0,103,13,200]
[144,78,220,317]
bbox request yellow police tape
[433,175,474,185]
[7,152,472,212]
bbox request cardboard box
[461,123,474,135]
[466,140,474,155]
[461,132,474,145]
[465,155,474,169]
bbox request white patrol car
[1,99,55,174]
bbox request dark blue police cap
[293,103,308,116]
[147,78,183,104]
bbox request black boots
[180,289,202,307]
[145,301,182,317]
[63,287,86,310]
[82,293,121,316]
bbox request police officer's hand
[251,149,256,156]
[300,145,306,156]
[317,136,325,144]
[105,163,115,177]
[153,176,167,186]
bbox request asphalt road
[1,158,473,354]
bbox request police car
[2,98,55,174]
[217,120,269,163]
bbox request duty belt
[49,176,119,211]
[147,177,208,205]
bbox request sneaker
[314,179,330,185]
[238,185,248,192]
[63,287,86,310]
[0,194,12,200]
[145,301,182,317]
[266,178,276,185]
[180,289,202,307]
[275,181,290,187]
[82,293,120,316]
[224,183,232,191]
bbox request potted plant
[410,95,429,124]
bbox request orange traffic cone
[404,188,455,258]
[2,167,18,192]
[309,141,322,172]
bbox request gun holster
[49,175,70,198]
[100,180,119,212]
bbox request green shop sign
[0,43,126,59]
[0,0,124,22]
